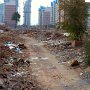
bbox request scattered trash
[31,57,39,60]
[14,47,22,53]
[0,30,89,90]
[4,41,25,53]
[0,30,4,33]
[5,41,17,50]
[63,33,70,37]
[61,61,67,64]
[80,73,83,76]
[0,30,42,90]
[40,57,48,60]
[10,71,26,77]
[5,41,13,45]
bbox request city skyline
[0,0,90,25]
[0,0,53,25]
[31,0,53,25]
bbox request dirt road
[21,34,90,90]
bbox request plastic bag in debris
[5,41,17,49]
[15,48,22,53]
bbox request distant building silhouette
[38,0,60,28]
[24,0,32,27]
[38,6,52,28]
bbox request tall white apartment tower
[51,0,59,25]
[24,0,31,27]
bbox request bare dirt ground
[21,34,90,90]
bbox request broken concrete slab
[69,60,80,67]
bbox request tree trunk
[15,21,17,28]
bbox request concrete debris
[0,29,89,90]
[0,31,42,90]
[18,43,27,49]
[69,60,80,66]
[0,24,10,31]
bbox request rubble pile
[27,31,84,67]
[28,31,43,39]
[1,29,89,89]
[0,24,10,32]
[0,55,41,89]
[44,38,83,66]
[0,31,24,44]
[0,31,42,90]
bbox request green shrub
[59,0,88,40]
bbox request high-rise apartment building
[0,3,4,23]
[24,0,32,27]
[4,0,18,27]
[38,6,52,27]
[87,2,90,28]
[51,0,59,25]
